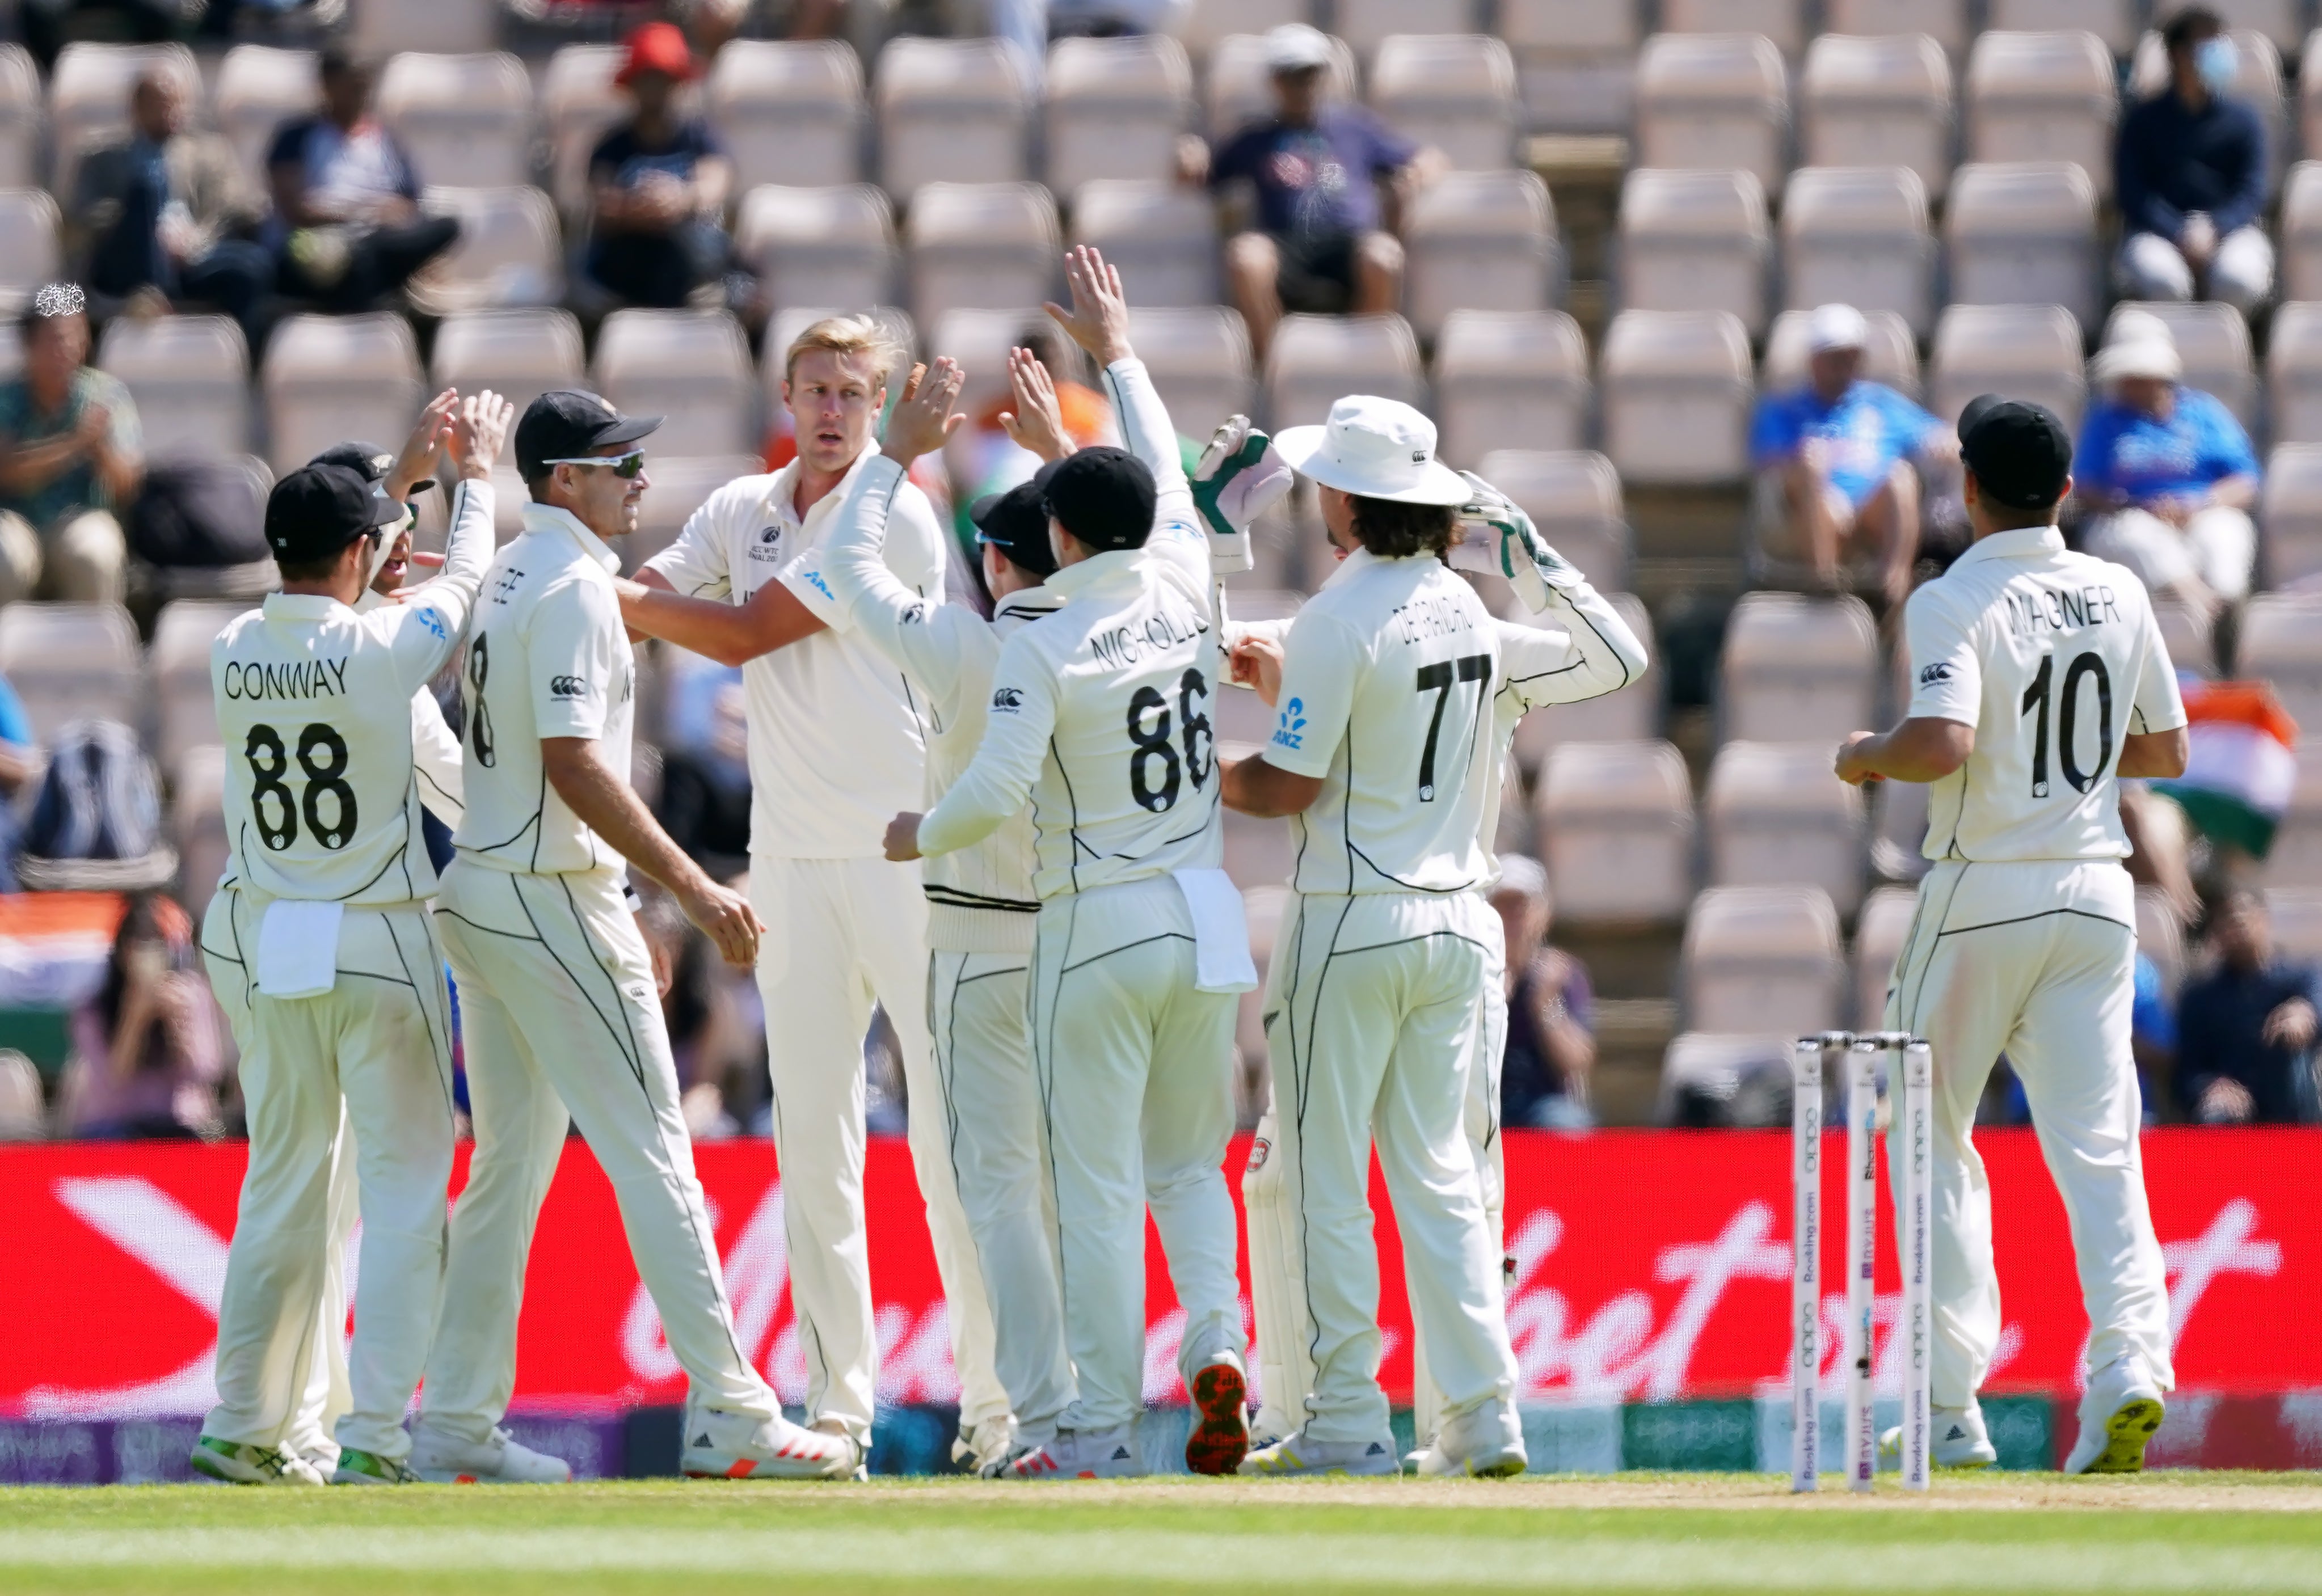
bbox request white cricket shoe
[2063,1358,2167,1475]
[1878,1403,1996,1471]
[331,1449,422,1485]
[681,1409,858,1481]
[952,1416,1017,1477]
[1004,1423,1143,1480]
[408,1424,574,1484]
[1238,1431,1399,1478]
[187,1435,326,1487]
[1413,1403,1527,1479]
[1185,1351,1251,1476]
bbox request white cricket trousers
[1028,874,1245,1433]
[199,886,457,1463]
[749,854,1005,1444]
[1255,890,1517,1445]
[1884,858,2174,1405]
[422,861,781,1442]
[929,947,1074,1438]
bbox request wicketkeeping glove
[1190,415,1293,575]
[1456,470,1582,613]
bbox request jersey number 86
[1127,668,1213,813]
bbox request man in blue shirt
[1177,23,1442,361]
[2176,889,2321,1124]
[2074,329,2258,619]
[2116,6,2272,314]
[1748,303,1949,608]
[585,23,735,311]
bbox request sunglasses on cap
[540,450,647,479]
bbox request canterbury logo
[1919,663,1955,685]
[992,687,1023,711]
[550,675,587,699]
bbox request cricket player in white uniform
[885,247,1256,1480]
[620,319,1006,1465]
[192,390,508,1487]
[1838,395,2189,1476]
[418,390,853,1482]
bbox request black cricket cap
[968,481,1059,578]
[266,462,407,563]
[1957,394,2072,512]
[1035,447,1156,553]
[513,389,661,482]
[311,439,433,497]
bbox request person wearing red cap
[585,23,734,311]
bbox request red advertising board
[3,1129,2316,1420]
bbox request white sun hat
[1806,303,1869,352]
[2091,337,2181,386]
[1265,22,1334,72]
[1271,394,1472,506]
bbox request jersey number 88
[245,723,357,850]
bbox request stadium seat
[49,43,200,199]
[1824,0,1969,54]
[1945,156,2101,330]
[2152,597,2216,678]
[0,602,142,743]
[1662,0,1807,56]
[905,180,1060,333]
[1964,32,2118,198]
[878,37,1033,201]
[408,187,563,317]
[1070,180,1220,309]
[376,54,534,192]
[1617,167,1769,337]
[1368,34,1519,172]
[1205,30,1358,138]
[0,47,37,193]
[1852,884,1917,1029]
[1928,303,2087,428]
[737,184,900,318]
[2266,741,2322,890]
[0,191,62,316]
[1264,312,1422,430]
[1044,35,1193,196]
[2102,301,2257,432]
[98,315,250,459]
[1780,166,1936,338]
[2238,594,2322,733]
[1472,449,1629,595]
[2260,443,2322,586]
[2212,0,2304,53]
[2134,885,2187,996]
[2135,29,2284,196]
[1502,586,1657,772]
[150,600,248,773]
[626,455,768,576]
[1181,0,1313,62]
[593,310,756,460]
[1986,0,2137,58]
[1763,307,1920,398]
[1720,592,1882,746]
[174,744,227,918]
[1535,739,1696,926]
[2283,164,2322,305]
[430,308,587,425]
[1680,885,1845,1036]
[1657,1032,1806,1126]
[1798,33,1956,205]
[2272,886,2322,964]
[1633,33,1791,192]
[1599,309,1754,485]
[1704,742,1870,917]
[711,41,866,194]
[1126,306,1255,443]
[932,306,1057,418]
[1405,168,1560,339]
[1333,0,1476,56]
[2266,301,2322,445]
[353,0,494,55]
[542,45,630,221]
[1499,0,1639,136]
[262,313,424,474]
[1435,311,1590,465]
[213,46,319,191]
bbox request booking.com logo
[1271,697,1306,751]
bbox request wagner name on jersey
[213,479,494,904]
[1905,525,2187,863]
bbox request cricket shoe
[1185,1352,1251,1475]
[810,1417,871,1481]
[1878,1403,1996,1471]
[1413,1403,1527,1479]
[953,1416,1018,1478]
[682,1409,858,1481]
[1005,1424,1142,1480]
[1238,1432,1398,1479]
[2064,1359,2167,1475]
[332,1449,422,1485]
[408,1424,574,1484]
[187,1435,326,1487]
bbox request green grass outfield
[5,1473,2322,1595]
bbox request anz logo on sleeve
[1270,697,1307,752]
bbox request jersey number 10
[2018,650,2114,800]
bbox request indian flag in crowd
[2154,681,2299,857]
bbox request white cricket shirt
[213,479,494,904]
[452,502,638,878]
[1904,526,2187,863]
[639,446,948,860]
[354,588,464,827]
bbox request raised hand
[1456,469,1581,612]
[883,359,966,465]
[448,389,516,479]
[389,389,460,500]
[1042,244,1132,367]
[997,347,1073,464]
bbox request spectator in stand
[1490,855,1596,1130]
[2131,950,2176,1125]
[0,284,142,605]
[0,672,37,893]
[655,676,753,883]
[586,23,737,312]
[2116,5,2271,314]
[76,70,272,347]
[57,893,223,1140]
[266,48,460,313]
[1177,22,1444,361]
[1748,304,1953,610]
[2176,888,2321,1124]
[2073,330,2258,623]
